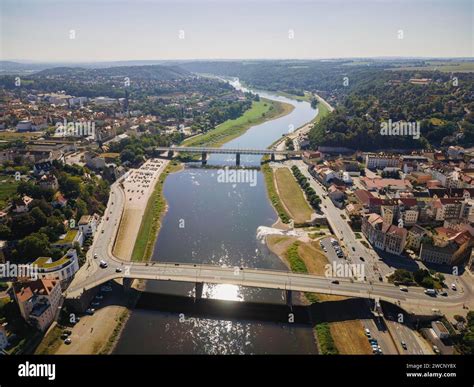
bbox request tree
[59,175,81,198]
[30,207,48,228]
[0,224,11,239]
[16,233,50,262]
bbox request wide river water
[114,81,319,354]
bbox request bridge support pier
[285,289,293,310]
[236,153,241,166]
[271,153,275,162]
[168,150,174,159]
[195,282,204,301]
[201,152,207,165]
[123,278,134,293]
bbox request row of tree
[291,166,321,210]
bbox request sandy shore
[114,159,168,260]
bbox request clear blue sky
[1,0,472,62]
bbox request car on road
[85,308,95,315]
[401,341,407,350]
[352,247,355,252]
[64,338,72,345]
[433,345,440,354]
[94,253,98,259]
[95,295,103,300]
[116,267,123,273]
[399,286,408,292]
[91,302,100,307]
[359,257,365,261]
[99,260,108,269]
[451,283,457,291]
[440,291,448,297]
[331,280,339,284]
[364,328,371,336]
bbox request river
[114,81,319,354]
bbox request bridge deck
[155,146,302,156]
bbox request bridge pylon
[195,282,204,301]
[285,289,293,311]
[236,153,241,166]
[201,152,207,165]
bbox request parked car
[85,308,95,315]
[401,341,407,350]
[64,338,72,345]
[424,289,436,296]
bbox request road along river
[114,81,319,354]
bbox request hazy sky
[1,0,473,62]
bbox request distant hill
[34,64,190,80]
[0,61,53,74]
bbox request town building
[13,279,62,332]
[78,214,99,238]
[32,249,79,285]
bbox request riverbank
[273,166,313,224]
[182,98,294,148]
[114,159,169,261]
[130,161,183,262]
[265,234,373,355]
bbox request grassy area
[0,131,43,141]
[130,161,183,262]
[392,61,474,73]
[182,98,294,148]
[34,324,64,355]
[0,175,19,208]
[277,91,313,102]
[297,241,329,275]
[274,168,313,223]
[285,242,308,273]
[315,322,339,354]
[261,160,290,224]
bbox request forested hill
[34,64,190,80]
[308,71,474,150]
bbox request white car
[99,260,108,269]
[451,283,457,291]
